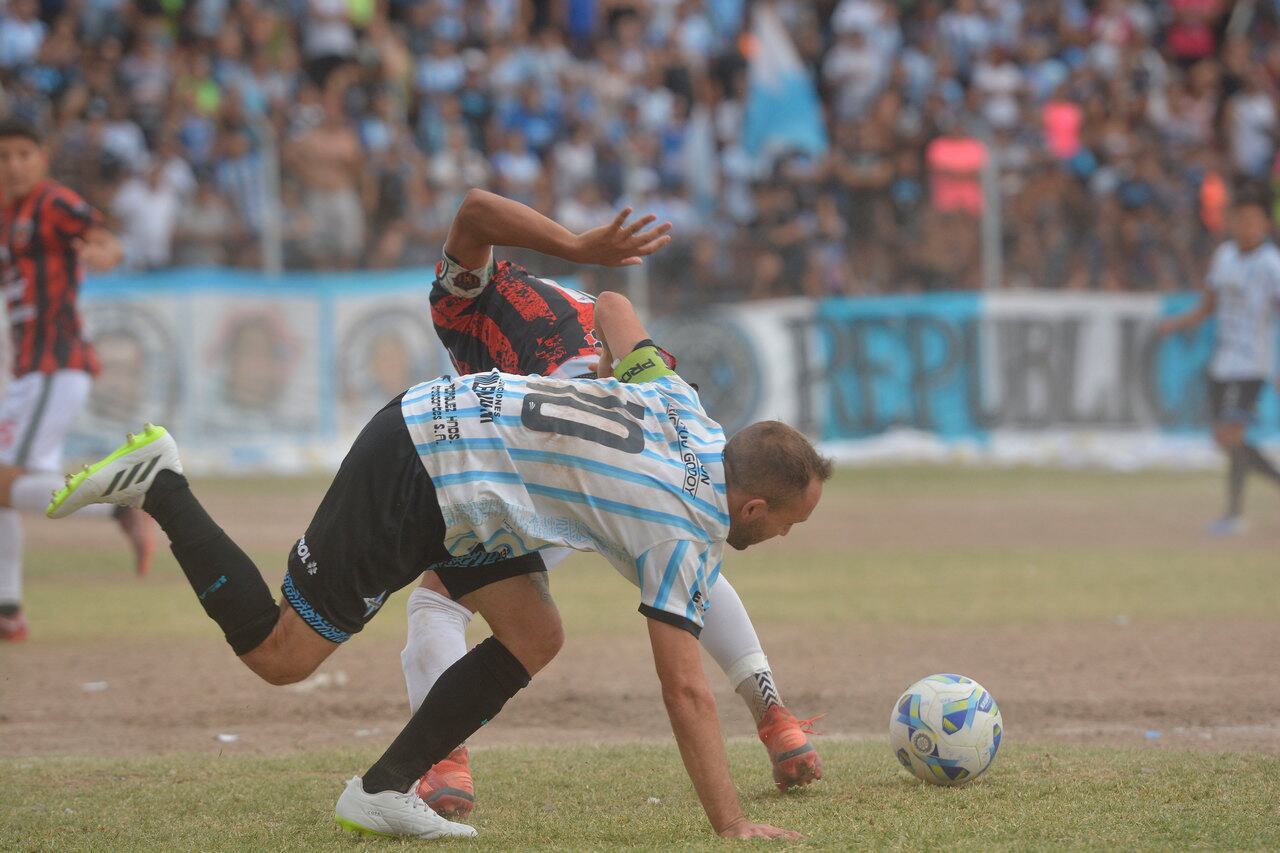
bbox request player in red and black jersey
[0,117,152,642]
[402,190,823,818]
[430,257,601,380]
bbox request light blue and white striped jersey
[401,370,728,635]
[1207,240,1280,381]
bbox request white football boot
[335,776,478,839]
[47,424,183,519]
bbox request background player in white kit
[1160,188,1280,534]
[405,190,823,816]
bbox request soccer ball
[889,674,1003,786]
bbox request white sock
[699,574,779,723]
[9,472,114,518]
[0,508,23,606]
[401,586,473,713]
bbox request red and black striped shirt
[430,260,598,378]
[1,179,102,377]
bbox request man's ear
[741,497,768,520]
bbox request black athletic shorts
[282,394,546,643]
[1208,378,1265,424]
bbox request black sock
[362,636,530,795]
[1227,447,1247,518]
[1240,443,1280,485]
[143,470,279,655]
[0,603,19,617]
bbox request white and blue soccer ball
[889,674,1002,786]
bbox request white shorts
[0,370,92,471]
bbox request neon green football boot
[47,424,183,519]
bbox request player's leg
[403,571,474,714]
[400,547,572,816]
[1209,380,1274,535]
[49,425,343,683]
[0,373,49,639]
[401,571,477,817]
[698,574,823,790]
[0,370,155,576]
[1232,380,1280,489]
[341,565,557,839]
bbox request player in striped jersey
[1159,188,1280,535]
[0,118,152,643]
[404,190,823,818]
[49,279,829,840]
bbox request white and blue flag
[742,3,829,163]
[401,371,728,635]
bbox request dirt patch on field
[3,471,1278,761]
[2,618,1276,760]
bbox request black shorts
[1208,378,1264,424]
[282,395,545,643]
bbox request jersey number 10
[520,383,646,454]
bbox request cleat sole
[47,424,171,519]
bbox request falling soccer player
[403,189,823,818]
[0,117,153,642]
[1158,187,1280,534]
[47,211,830,837]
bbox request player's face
[0,137,49,199]
[726,477,823,550]
[1230,205,1271,252]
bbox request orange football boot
[414,746,475,818]
[757,706,824,791]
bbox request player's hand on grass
[571,207,672,267]
[717,818,803,841]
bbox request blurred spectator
[4,0,1279,301]
[284,99,366,269]
[0,0,46,70]
[112,159,183,270]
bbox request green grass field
[4,742,1279,851]
[2,466,1279,849]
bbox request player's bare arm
[1156,288,1217,337]
[648,619,801,841]
[592,290,649,375]
[74,225,124,273]
[444,188,672,270]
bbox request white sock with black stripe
[9,472,114,517]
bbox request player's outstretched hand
[73,236,119,273]
[717,818,803,841]
[571,207,672,267]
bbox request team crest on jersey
[10,219,33,250]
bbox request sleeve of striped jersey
[46,188,102,239]
[635,539,711,637]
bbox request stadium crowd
[1,0,1279,302]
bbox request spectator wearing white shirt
[112,159,182,270]
[823,29,887,122]
[0,0,46,69]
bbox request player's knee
[1214,424,1243,448]
[246,655,320,686]
[502,616,563,676]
